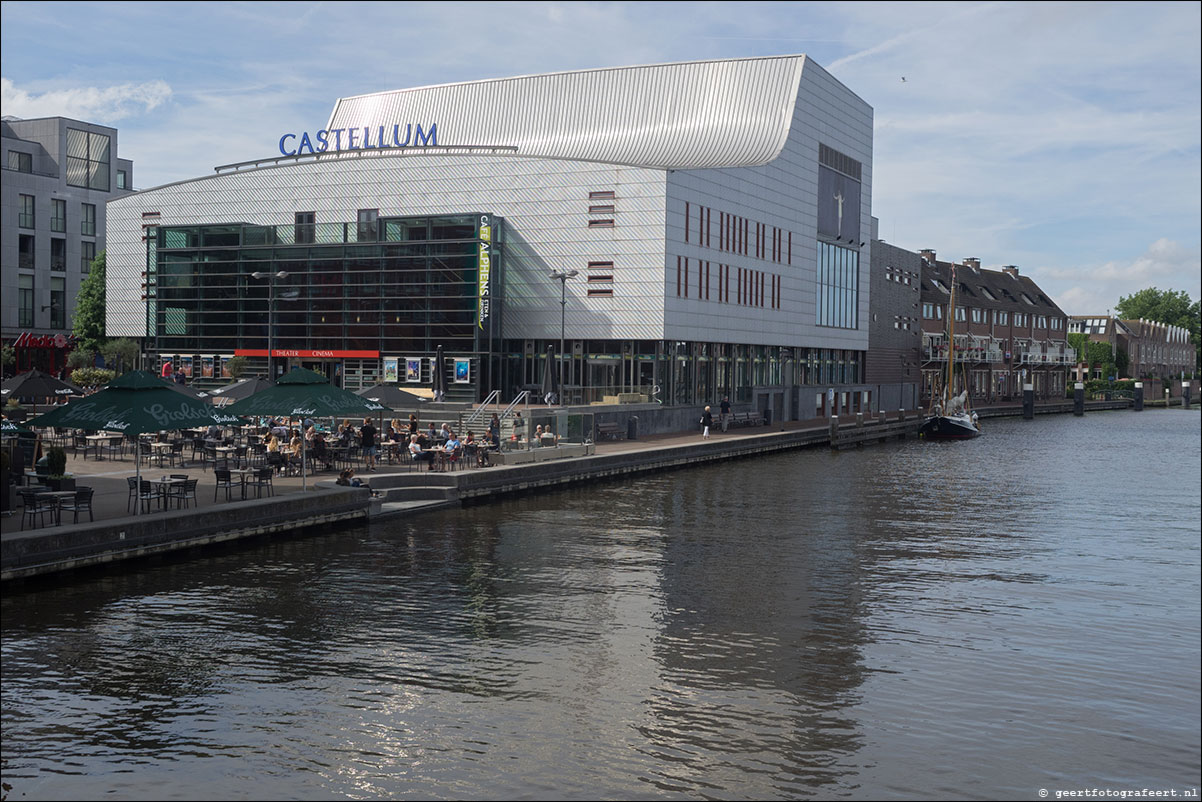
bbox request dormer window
[931,279,949,293]
[980,287,996,300]
[1020,293,1035,306]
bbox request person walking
[720,396,731,432]
[360,417,378,472]
[701,405,713,439]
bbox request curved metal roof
[327,56,807,170]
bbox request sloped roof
[326,56,808,170]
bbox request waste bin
[627,416,638,440]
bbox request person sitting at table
[534,424,544,445]
[311,433,329,469]
[426,422,438,443]
[206,423,222,440]
[439,422,452,440]
[287,430,303,473]
[408,434,431,467]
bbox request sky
[3,0,1199,318]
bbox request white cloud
[1042,239,1201,314]
[1,76,172,123]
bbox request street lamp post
[252,270,290,378]
[549,269,579,405]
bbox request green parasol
[224,368,391,491]
[27,370,237,515]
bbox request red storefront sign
[234,349,379,359]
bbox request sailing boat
[921,264,981,440]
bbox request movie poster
[405,358,421,383]
[202,357,214,378]
[221,357,232,378]
[181,356,194,378]
[454,358,470,384]
[384,358,399,383]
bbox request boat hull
[920,413,980,440]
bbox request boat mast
[946,264,957,404]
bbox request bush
[45,446,67,478]
[226,356,248,379]
[71,367,116,388]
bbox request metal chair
[19,488,57,530]
[214,468,234,502]
[170,477,199,509]
[60,487,95,524]
[250,467,274,499]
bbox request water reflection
[2,411,1198,799]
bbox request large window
[81,240,96,273]
[50,277,66,328]
[51,238,66,271]
[82,203,96,236]
[816,241,859,329]
[8,150,32,172]
[19,275,34,327]
[117,169,128,190]
[51,199,66,232]
[19,194,34,228]
[66,128,111,191]
[295,211,315,244]
[356,209,378,242]
[19,235,35,270]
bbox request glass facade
[816,241,859,328]
[148,214,503,394]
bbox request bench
[731,411,764,427]
[595,421,625,440]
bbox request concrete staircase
[365,471,461,513]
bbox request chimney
[1001,265,1020,279]
[963,257,981,273]
[919,248,937,266]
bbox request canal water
[2,411,1199,800]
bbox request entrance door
[301,360,341,387]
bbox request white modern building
[106,55,874,418]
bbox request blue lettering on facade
[415,123,437,147]
[278,122,439,156]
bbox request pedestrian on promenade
[701,406,713,439]
[360,418,378,472]
[720,396,731,432]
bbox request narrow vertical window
[685,202,690,243]
[81,203,97,236]
[51,199,66,233]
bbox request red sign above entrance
[234,349,379,359]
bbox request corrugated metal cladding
[328,56,805,170]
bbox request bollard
[898,408,905,422]
[627,415,638,440]
[1073,382,1085,416]
[1134,382,1144,411]
[829,415,839,446]
[856,411,864,428]
[878,411,886,425]
[1023,383,1034,420]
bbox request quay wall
[2,488,370,582]
[0,399,1156,583]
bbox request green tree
[72,250,106,354]
[225,355,249,379]
[100,337,140,375]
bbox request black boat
[921,264,981,440]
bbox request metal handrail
[499,391,529,420]
[463,390,500,426]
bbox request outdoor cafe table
[42,490,78,525]
[148,476,186,510]
[146,440,174,467]
[84,433,123,460]
[228,468,255,500]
